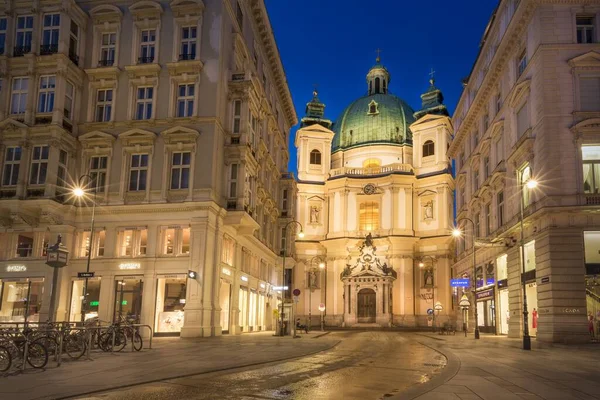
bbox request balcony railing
[69,51,79,66]
[227,199,237,210]
[329,163,413,178]
[179,53,196,61]
[231,72,247,81]
[40,44,58,55]
[13,45,31,57]
[138,56,155,64]
[98,59,115,67]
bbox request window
[89,156,108,190]
[232,100,242,134]
[495,91,502,113]
[580,77,600,112]
[473,169,479,192]
[78,230,106,258]
[95,89,113,122]
[15,16,33,55]
[11,77,28,115]
[423,140,435,157]
[161,227,190,255]
[459,152,465,169]
[248,111,258,148]
[139,29,156,63]
[163,228,175,254]
[0,18,6,55]
[524,240,536,272]
[497,191,504,227]
[229,163,238,198]
[97,230,106,256]
[497,254,508,280]
[30,145,49,185]
[181,228,190,254]
[474,131,479,147]
[41,14,60,53]
[459,185,465,209]
[282,189,288,214]
[79,231,91,257]
[577,16,595,44]
[64,81,74,119]
[180,26,197,60]
[582,146,600,194]
[484,156,490,180]
[170,151,191,190]
[69,20,79,61]
[495,137,503,165]
[252,42,258,67]
[16,233,34,257]
[2,147,21,187]
[519,165,532,206]
[136,87,153,120]
[38,76,56,113]
[176,84,194,117]
[129,154,149,191]
[222,235,235,265]
[310,149,322,165]
[359,201,379,231]
[57,150,68,188]
[474,213,480,238]
[140,229,147,255]
[516,101,529,137]
[236,1,243,30]
[117,228,147,257]
[483,114,489,132]
[120,229,134,256]
[517,49,527,77]
[485,203,491,235]
[100,33,116,66]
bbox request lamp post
[453,217,479,339]
[519,176,538,351]
[308,256,326,331]
[280,220,304,336]
[45,235,69,322]
[419,255,436,331]
[72,174,98,323]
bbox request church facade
[293,61,455,328]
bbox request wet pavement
[78,332,446,400]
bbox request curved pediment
[79,130,116,142]
[572,118,600,134]
[509,79,531,108]
[90,4,123,20]
[129,0,163,15]
[340,234,396,280]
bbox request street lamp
[72,174,98,323]
[453,217,479,339]
[519,176,538,351]
[280,220,304,336]
[418,255,436,331]
[308,255,326,331]
[45,235,69,322]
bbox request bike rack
[131,324,154,350]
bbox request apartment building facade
[0,0,297,337]
[450,0,600,343]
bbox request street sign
[78,272,95,278]
[273,286,288,291]
[293,288,301,296]
[538,276,551,285]
[450,279,470,288]
[427,308,434,315]
[318,303,325,312]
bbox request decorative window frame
[508,79,531,142]
[129,1,164,65]
[116,226,148,257]
[85,70,119,125]
[571,8,600,44]
[160,125,199,201]
[89,5,123,67]
[124,71,160,122]
[78,130,116,200]
[158,224,191,257]
[167,70,202,118]
[367,100,379,115]
[118,128,156,203]
[569,51,600,117]
[170,0,205,62]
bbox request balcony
[329,163,413,178]
[231,72,247,81]
[0,189,17,199]
[179,53,195,61]
[138,56,155,64]
[98,59,115,67]
[13,45,31,57]
[39,44,58,55]
[69,50,79,66]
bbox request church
[293,58,455,328]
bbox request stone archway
[357,288,376,323]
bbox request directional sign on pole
[450,279,470,288]
[78,272,95,278]
[293,296,300,303]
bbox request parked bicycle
[1,328,49,370]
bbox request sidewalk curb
[390,335,461,400]
[57,339,342,400]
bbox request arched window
[370,104,376,113]
[375,77,380,94]
[423,140,435,157]
[310,149,322,165]
[359,202,379,231]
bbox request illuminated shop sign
[260,283,266,289]
[222,268,231,276]
[119,263,141,270]
[241,276,248,282]
[6,265,27,272]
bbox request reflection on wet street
[83,332,445,400]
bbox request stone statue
[424,269,434,286]
[309,270,317,289]
[424,201,434,219]
[310,206,320,223]
[365,232,374,248]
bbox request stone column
[98,274,115,322]
[230,243,242,334]
[44,141,61,198]
[211,231,224,336]
[16,142,31,199]
[507,246,522,338]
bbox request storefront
[526,282,538,337]
[219,276,231,334]
[239,285,248,331]
[476,287,496,334]
[113,276,143,323]
[154,274,187,335]
[0,277,45,323]
[68,277,101,322]
[496,254,509,335]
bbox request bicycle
[98,317,143,352]
[4,328,49,369]
[0,342,12,372]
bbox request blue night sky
[264,0,499,174]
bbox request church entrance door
[357,288,376,323]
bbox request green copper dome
[332,93,416,152]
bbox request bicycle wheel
[64,333,86,360]
[0,345,11,372]
[132,332,143,352]
[113,330,127,352]
[98,331,114,352]
[37,336,59,360]
[26,341,49,369]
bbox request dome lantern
[367,52,390,95]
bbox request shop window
[309,149,322,165]
[422,140,435,157]
[163,228,175,254]
[118,229,146,257]
[69,279,100,322]
[497,254,508,280]
[155,277,186,333]
[181,228,190,254]
[140,229,147,255]
[0,279,44,323]
[222,235,235,265]
[239,287,248,330]
[16,233,34,257]
[114,278,143,323]
[161,226,190,256]
[219,279,231,333]
[524,240,536,272]
[359,201,379,231]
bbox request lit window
[41,14,60,53]
[129,154,149,191]
[0,18,6,55]
[359,202,379,231]
[181,228,190,254]
[15,16,33,56]
[140,229,147,255]
[120,229,134,256]
[136,87,153,120]
[16,233,34,257]
[422,140,435,157]
[97,230,106,257]
[118,229,146,257]
[139,29,156,63]
[79,231,91,257]
[170,151,191,190]
[89,156,108,190]
[30,145,49,185]
[2,147,21,187]
[180,26,197,60]
[497,191,504,227]
[11,77,28,115]
[229,163,238,198]
[583,146,600,194]
[309,149,322,165]
[176,84,194,117]
[232,100,242,134]
[64,81,74,119]
[57,149,68,188]
[519,165,533,206]
[516,101,529,137]
[38,76,56,113]
[99,33,116,66]
[95,89,113,122]
[577,16,595,44]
